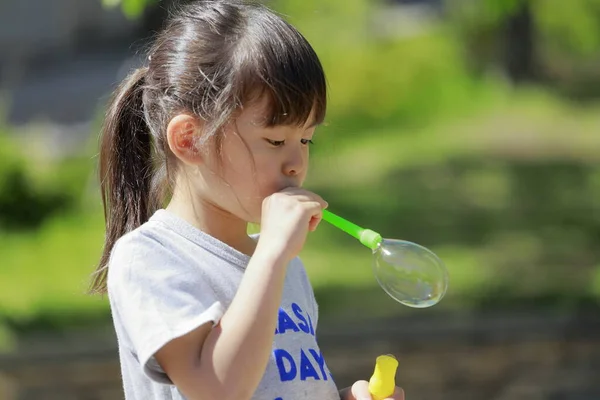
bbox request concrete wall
[0,0,150,128]
[0,0,140,60]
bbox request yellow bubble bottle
[368,354,398,400]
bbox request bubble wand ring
[321,209,449,308]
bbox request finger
[306,201,324,231]
[281,193,322,207]
[308,213,322,231]
[351,380,372,400]
[386,386,405,400]
[281,187,328,209]
[307,192,327,209]
[319,197,328,210]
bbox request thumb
[351,380,373,400]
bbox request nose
[283,146,306,177]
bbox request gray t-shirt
[107,209,340,400]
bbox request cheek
[220,154,265,201]
[253,157,284,191]
[219,135,255,179]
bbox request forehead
[236,96,319,130]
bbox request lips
[278,182,300,191]
[259,181,301,199]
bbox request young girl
[91,1,404,399]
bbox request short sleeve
[107,232,225,383]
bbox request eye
[301,139,314,145]
[266,139,285,147]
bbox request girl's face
[196,99,317,224]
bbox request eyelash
[266,139,314,147]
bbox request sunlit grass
[0,210,107,326]
[1,87,600,341]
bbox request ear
[166,114,203,166]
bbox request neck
[166,185,257,257]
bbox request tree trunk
[503,1,537,82]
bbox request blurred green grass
[0,211,108,333]
[3,0,600,342]
[305,86,600,316]
[1,85,599,345]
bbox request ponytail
[90,67,159,294]
[89,0,329,294]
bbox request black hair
[91,0,327,294]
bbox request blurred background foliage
[0,0,599,344]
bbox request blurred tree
[503,1,535,82]
[449,0,537,82]
[451,0,600,90]
[102,0,157,19]
[101,0,536,82]
[101,0,600,101]
[0,133,74,230]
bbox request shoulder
[106,220,194,293]
[109,220,171,267]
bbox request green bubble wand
[321,209,448,308]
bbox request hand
[258,187,327,262]
[339,380,405,400]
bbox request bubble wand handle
[368,355,399,400]
[321,209,383,250]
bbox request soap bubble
[372,239,448,308]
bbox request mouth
[277,182,301,192]
[259,181,302,198]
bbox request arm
[154,188,327,400]
[155,246,288,400]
